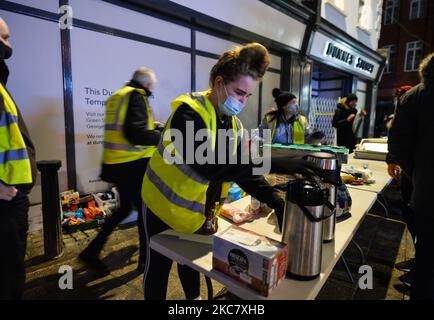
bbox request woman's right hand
[347,114,356,122]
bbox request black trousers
[0,191,29,300]
[84,179,146,263]
[411,214,434,300]
[400,174,416,243]
[142,206,200,300]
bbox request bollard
[36,160,64,260]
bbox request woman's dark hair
[419,52,434,85]
[209,42,270,86]
[346,94,358,103]
[272,88,297,109]
[267,88,297,119]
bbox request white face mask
[286,103,299,115]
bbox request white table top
[150,189,377,300]
[342,155,392,194]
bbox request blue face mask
[218,85,246,116]
[286,103,299,115]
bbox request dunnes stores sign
[324,42,375,74]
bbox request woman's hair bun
[272,88,282,99]
[237,43,270,79]
[209,42,270,86]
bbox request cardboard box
[212,225,288,297]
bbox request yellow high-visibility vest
[265,113,306,144]
[0,83,32,185]
[103,86,157,164]
[142,91,243,233]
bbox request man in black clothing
[386,86,415,279]
[79,67,162,274]
[388,52,434,299]
[0,17,37,299]
[332,94,366,153]
[387,152,416,272]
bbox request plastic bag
[219,203,253,224]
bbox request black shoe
[395,258,415,273]
[79,250,110,277]
[394,283,411,295]
[398,272,412,287]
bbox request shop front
[307,28,385,140]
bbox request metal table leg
[340,256,355,284]
[351,239,366,265]
[377,193,389,217]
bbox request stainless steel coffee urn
[281,178,328,280]
[305,152,339,243]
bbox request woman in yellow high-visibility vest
[141,43,322,300]
[258,88,324,145]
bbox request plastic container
[225,183,242,203]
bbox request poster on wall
[70,28,191,193]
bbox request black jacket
[388,83,434,215]
[100,81,161,185]
[0,87,36,194]
[332,103,357,152]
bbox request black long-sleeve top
[169,104,285,224]
[332,103,357,152]
[388,83,434,214]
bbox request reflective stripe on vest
[103,86,157,164]
[142,91,243,233]
[266,114,306,144]
[0,148,29,163]
[0,83,32,185]
[293,115,306,144]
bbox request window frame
[384,0,400,25]
[383,45,397,74]
[409,0,426,20]
[404,41,423,72]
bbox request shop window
[410,0,426,20]
[383,45,397,73]
[384,0,400,25]
[405,41,423,72]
